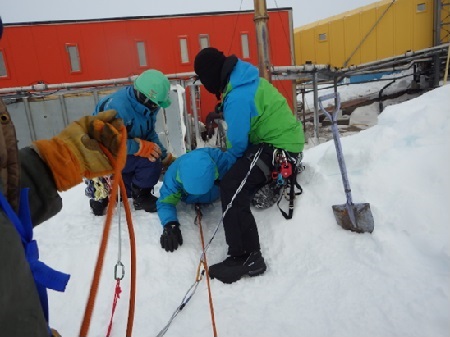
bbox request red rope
[106,279,122,337]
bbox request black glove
[205,110,222,126]
[160,221,183,252]
[203,104,223,139]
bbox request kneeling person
[157,148,235,252]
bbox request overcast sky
[1,0,377,28]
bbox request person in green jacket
[194,47,305,284]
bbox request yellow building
[294,0,450,68]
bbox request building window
[319,33,327,41]
[136,41,148,67]
[179,37,189,64]
[416,3,426,12]
[241,33,250,59]
[66,44,81,73]
[0,50,7,77]
[199,34,210,50]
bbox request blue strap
[0,189,70,324]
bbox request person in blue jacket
[194,47,305,284]
[87,69,175,215]
[157,148,235,252]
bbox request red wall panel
[0,10,295,120]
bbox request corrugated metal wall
[294,0,447,68]
[7,86,187,157]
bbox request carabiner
[114,261,125,280]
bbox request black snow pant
[220,143,276,257]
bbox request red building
[0,9,296,120]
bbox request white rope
[203,145,264,253]
[114,186,124,280]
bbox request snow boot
[209,251,267,284]
[131,183,158,213]
[90,197,109,216]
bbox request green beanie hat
[134,69,171,108]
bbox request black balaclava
[194,48,227,98]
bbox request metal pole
[23,97,37,142]
[93,89,100,106]
[312,72,319,142]
[333,75,342,120]
[444,44,450,84]
[189,84,201,147]
[58,95,69,127]
[433,0,442,87]
[254,0,272,82]
[181,80,192,151]
[301,87,306,133]
[434,0,442,46]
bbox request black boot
[208,251,267,284]
[131,183,158,213]
[90,198,109,216]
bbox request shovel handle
[318,92,341,122]
[319,92,354,206]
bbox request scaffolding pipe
[301,88,306,133]
[0,78,134,94]
[432,0,443,87]
[181,81,192,151]
[189,84,201,144]
[254,0,272,82]
[272,64,330,73]
[340,57,435,80]
[340,44,449,73]
[0,72,197,95]
[312,72,320,141]
[444,43,450,84]
[23,97,37,142]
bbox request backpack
[251,151,304,219]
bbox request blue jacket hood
[178,151,217,195]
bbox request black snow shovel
[318,93,374,233]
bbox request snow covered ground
[35,83,450,337]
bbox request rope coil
[79,127,137,337]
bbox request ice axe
[318,92,374,233]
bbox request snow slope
[35,84,450,337]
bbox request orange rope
[80,127,137,337]
[196,208,218,337]
[119,178,136,337]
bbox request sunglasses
[145,100,159,112]
[135,89,160,112]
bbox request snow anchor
[318,92,374,233]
